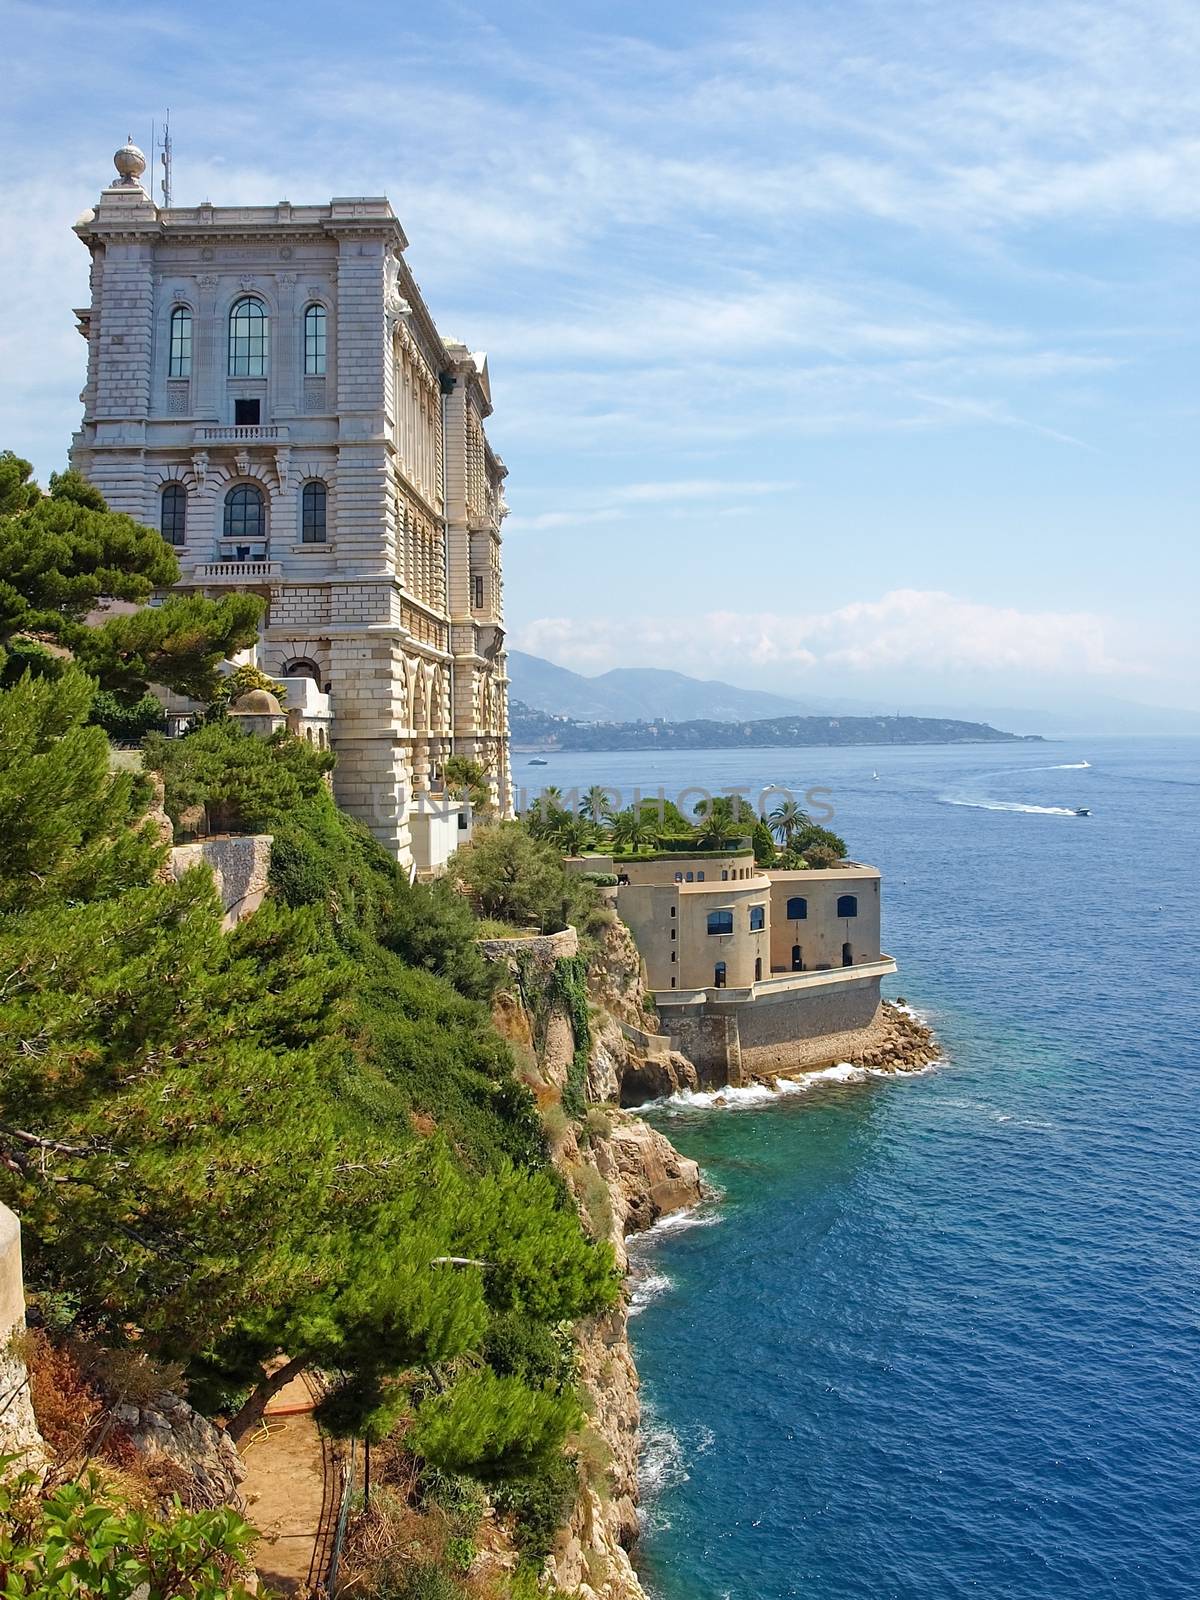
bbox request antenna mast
[158,109,173,207]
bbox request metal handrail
[325,1436,356,1594]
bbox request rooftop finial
[113,137,147,187]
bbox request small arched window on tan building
[706,909,733,936]
[837,894,858,918]
[786,896,807,920]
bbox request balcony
[194,425,288,444]
[189,560,282,586]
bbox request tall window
[706,909,734,936]
[223,484,264,542]
[786,896,807,920]
[304,304,326,375]
[837,894,858,918]
[228,297,268,376]
[160,483,186,545]
[714,962,727,988]
[301,481,327,543]
[749,904,765,932]
[168,306,192,378]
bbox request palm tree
[552,813,593,857]
[581,785,614,829]
[692,794,752,849]
[768,797,810,847]
[611,809,656,854]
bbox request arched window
[791,944,804,971]
[304,303,326,375]
[786,896,807,920]
[223,484,264,542]
[301,480,327,542]
[749,904,765,931]
[168,306,192,378]
[283,658,321,683]
[673,872,683,883]
[685,871,694,883]
[228,296,268,376]
[754,957,763,982]
[713,961,727,988]
[160,483,186,545]
[842,942,854,967]
[706,909,734,936]
[837,894,858,918]
[697,871,705,882]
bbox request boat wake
[1051,760,1091,769]
[941,795,1078,817]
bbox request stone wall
[659,970,886,1082]
[169,835,272,929]
[476,925,579,965]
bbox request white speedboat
[529,756,549,766]
[1075,806,1091,817]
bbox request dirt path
[239,1372,337,1594]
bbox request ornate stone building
[70,141,512,868]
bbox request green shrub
[0,1462,257,1599]
[484,1311,575,1390]
[492,1453,580,1562]
[444,1535,475,1574]
[370,1562,465,1600]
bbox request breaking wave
[628,1271,674,1317]
[643,1057,937,1116]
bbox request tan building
[576,849,897,1084]
[70,141,511,870]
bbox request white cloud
[516,590,1139,681]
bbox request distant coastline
[512,702,1042,753]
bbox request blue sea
[529,738,1200,1600]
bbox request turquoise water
[535,739,1200,1599]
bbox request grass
[475,919,543,941]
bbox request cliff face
[486,915,702,1600]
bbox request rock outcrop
[114,1392,247,1508]
[480,914,704,1600]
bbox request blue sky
[2,0,1198,717]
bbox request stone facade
[71,144,511,868]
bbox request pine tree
[0,452,261,704]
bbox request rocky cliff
[483,916,703,1600]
